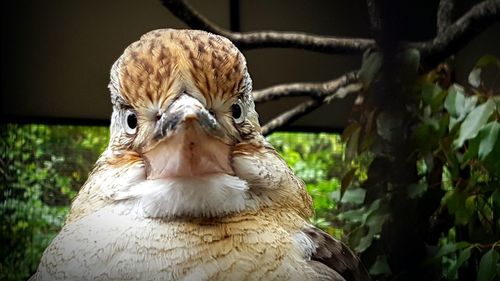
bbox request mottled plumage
[31,29,370,281]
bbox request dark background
[2,0,499,131]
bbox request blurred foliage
[342,53,500,280]
[1,123,357,280]
[267,133,371,237]
[415,56,500,281]
[0,124,108,281]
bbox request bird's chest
[41,208,316,281]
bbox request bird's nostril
[156,114,161,121]
[208,109,215,117]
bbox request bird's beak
[154,94,224,140]
[144,93,232,179]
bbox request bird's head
[78,29,311,219]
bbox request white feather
[110,172,257,218]
[292,230,316,261]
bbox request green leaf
[494,96,500,110]
[340,168,357,200]
[408,182,428,199]
[413,121,436,151]
[422,83,438,105]
[422,83,447,112]
[436,243,458,258]
[431,89,448,113]
[342,122,361,142]
[345,125,361,162]
[454,99,495,148]
[449,117,460,132]
[457,247,472,267]
[376,112,403,141]
[435,241,470,258]
[370,255,392,275]
[478,248,500,281]
[444,85,465,118]
[445,190,474,225]
[362,213,388,250]
[492,189,500,208]
[338,199,382,224]
[465,195,476,211]
[338,208,366,223]
[478,121,500,160]
[359,50,382,87]
[463,133,480,164]
[462,95,480,115]
[483,131,500,177]
[468,67,482,88]
[475,54,500,68]
[445,85,478,131]
[398,48,420,76]
[332,188,366,205]
[354,200,389,252]
[447,247,472,279]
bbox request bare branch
[160,0,229,36]
[260,74,363,135]
[261,99,320,136]
[161,0,499,60]
[415,0,500,63]
[437,0,455,35]
[253,72,359,103]
[160,0,375,55]
[229,32,373,55]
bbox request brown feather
[304,226,372,281]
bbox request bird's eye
[231,100,245,124]
[124,110,138,134]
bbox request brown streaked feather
[119,29,246,109]
[304,226,372,281]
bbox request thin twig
[261,99,321,136]
[253,71,359,103]
[261,74,362,135]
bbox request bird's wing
[303,226,372,281]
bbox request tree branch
[415,0,500,63]
[261,99,320,136]
[160,0,375,55]
[253,71,359,103]
[160,0,229,36]
[161,0,499,59]
[437,0,455,35]
[260,73,362,135]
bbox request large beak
[144,94,232,179]
[154,94,224,140]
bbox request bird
[31,29,370,281]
